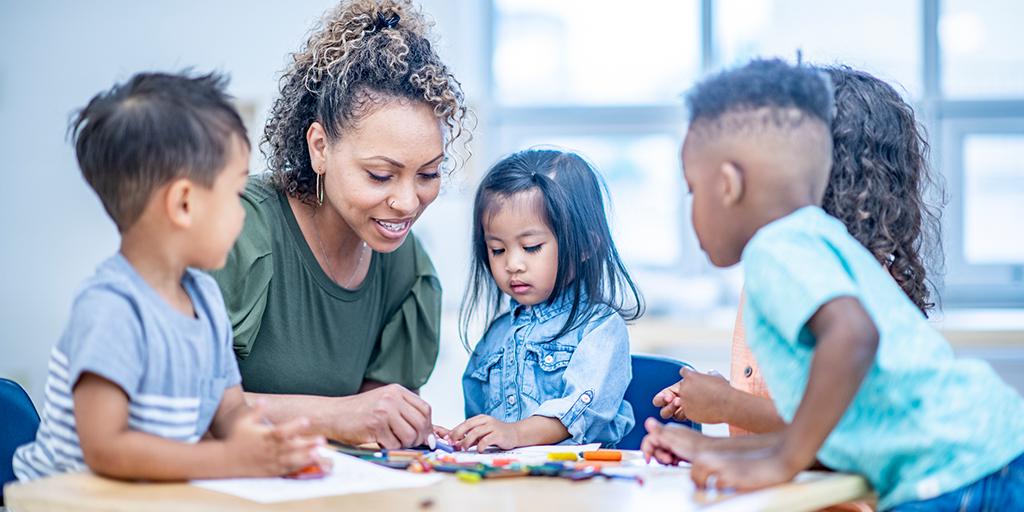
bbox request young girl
[438,149,643,452]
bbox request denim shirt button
[507,395,516,405]
[544,355,554,364]
[580,393,591,404]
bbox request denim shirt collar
[510,291,579,325]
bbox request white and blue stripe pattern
[13,348,200,480]
[12,255,241,482]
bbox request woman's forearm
[243,391,351,441]
[244,384,434,448]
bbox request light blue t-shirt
[463,294,634,446]
[742,206,1024,510]
[13,254,241,481]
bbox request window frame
[486,0,1024,308]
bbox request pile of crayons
[330,442,643,486]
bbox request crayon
[582,450,622,462]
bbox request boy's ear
[719,161,744,207]
[306,121,329,171]
[165,179,193,229]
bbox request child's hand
[689,444,799,492]
[653,385,680,418]
[224,403,327,477]
[432,424,451,441]
[640,417,706,465]
[665,368,735,425]
[447,415,520,452]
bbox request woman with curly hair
[646,65,943,479]
[211,0,471,449]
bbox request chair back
[619,354,700,450]
[1,378,40,504]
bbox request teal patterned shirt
[742,206,1024,510]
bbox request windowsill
[628,308,1024,352]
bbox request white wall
[0,0,486,427]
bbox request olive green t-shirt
[209,179,441,396]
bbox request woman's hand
[336,383,433,449]
[655,368,737,425]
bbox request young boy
[643,59,1024,510]
[13,72,327,481]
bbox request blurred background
[2,0,1022,430]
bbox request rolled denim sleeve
[531,311,634,445]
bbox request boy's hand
[690,444,799,492]
[447,415,520,452]
[652,385,680,416]
[640,418,705,465]
[661,369,735,424]
[225,403,327,477]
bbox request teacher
[211,0,470,449]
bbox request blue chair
[619,354,700,450]
[1,378,40,505]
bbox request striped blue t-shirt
[13,254,241,481]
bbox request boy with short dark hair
[644,58,1024,510]
[15,71,326,481]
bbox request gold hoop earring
[316,171,324,207]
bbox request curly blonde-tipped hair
[264,0,472,204]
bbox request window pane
[963,135,1024,264]
[941,0,1024,98]
[493,0,701,106]
[714,0,921,97]
[501,134,684,268]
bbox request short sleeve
[208,187,274,359]
[194,271,244,387]
[64,287,146,396]
[364,237,442,389]
[744,229,859,346]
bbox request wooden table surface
[5,463,871,512]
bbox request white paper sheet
[509,443,601,454]
[443,443,602,464]
[191,449,442,504]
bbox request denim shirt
[462,295,634,446]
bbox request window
[940,0,1024,98]
[715,0,921,97]
[493,0,701,106]
[488,0,1024,312]
[962,135,1024,265]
